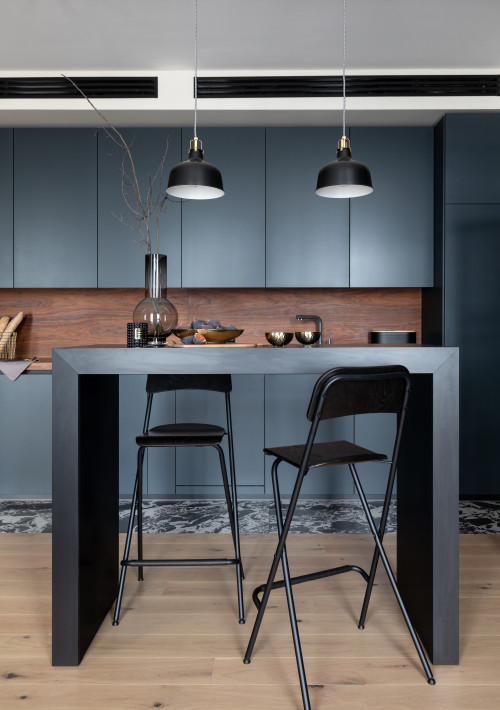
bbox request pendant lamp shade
[316,139,373,198]
[166,0,224,200]
[166,139,224,200]
[316,0,373,199]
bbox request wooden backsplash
[0,287,421,360]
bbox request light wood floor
[0,532,499,709]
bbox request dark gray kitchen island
[51,345,459,666]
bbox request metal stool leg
[272,460,311,710]
[216,444,245,624]
[137,447,145,581]
[113,457,141,626]
[244,458,308,665]
[349,464,436,685]
[358,460,395,630]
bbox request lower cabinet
[174,375,265,496]
[0,373,52,496]
[353,413,397,495]
[1,373,397,499]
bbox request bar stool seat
[137,422,226,446]
[264,440,387,469]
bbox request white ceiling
[1,0,500,127]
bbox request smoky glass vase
[132,253,178,345]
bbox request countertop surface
[49,344,458,377]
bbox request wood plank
[0,683,499,710]
[0,532,499,710]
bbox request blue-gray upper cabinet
[98,128,182,287]
[181,128,265,287]
[0,129,13,287]
[14,129,97,287]
[445,114,500,204]
[349,127,434,287]
[266,127,349,287]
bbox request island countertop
[52,343,457,376]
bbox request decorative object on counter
[166,0,224,200]
[315,0,373,199]
[370,330,417,344]
[173,317,242,344]
[0,331,16,360]
[295,331,321,346]
[0,311,24,358]
[63,76,177,255]
[265,332,293,347]
[132,254,178,345]
[127,322,149,348]
[296,314,323,345]
[0,311,39,381]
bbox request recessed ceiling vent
[0,77,158,99]
[197,75,499,99]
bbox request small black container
[127,322,148,348]
[370,330,416,344]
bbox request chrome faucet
[296,314,323,346]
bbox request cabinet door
[445,114,500,204]
[181,128,265,287]
[444,204,500,494]
[175,376,265,496]
[266,127,349,287]
[0,373,52,496]
[264,375,353,496]
[0,129,13,287]
[98,128,182,287]
[354,413,396,495]
[14,129,97,287]
[350,127,434,287]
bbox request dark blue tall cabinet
[426,113,500,495]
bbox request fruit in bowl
[173,318,243,344]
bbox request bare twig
[63,74,178,253]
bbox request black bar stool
[244,365,435,710]
[113,374,244,626]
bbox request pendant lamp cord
[342,0,346,137]
[194,0,198,139]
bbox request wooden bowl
[173,328,244,344]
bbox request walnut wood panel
[0,288,188,360]
[0,287,421,364]
[185,288,421,346]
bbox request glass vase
[132,253,178,345]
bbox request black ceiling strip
[0,77,158,99]
[196,75,499,98]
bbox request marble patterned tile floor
[0,498,499,534]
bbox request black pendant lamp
[316,0,373,199]
[166,0,224,200]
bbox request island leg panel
[52,353,119,665]
[397,365,459,665]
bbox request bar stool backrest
[306,365,410,422]
[146,374,232,394]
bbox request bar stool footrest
[123,558,239,567]
[252,564,369,609]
